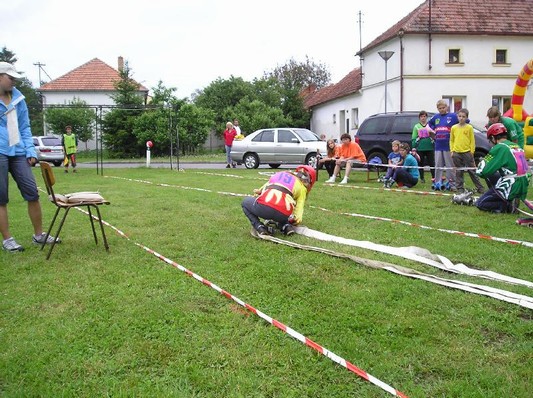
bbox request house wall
[311,34,533,140]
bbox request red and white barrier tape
[311,205,533,249]
[74,207,409,397]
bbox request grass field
[1,165,532,397]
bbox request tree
[231,98,287,134]
[194,76,255,130]
[0,47,44,135]
[176,104,215,154]
[264,56,331,91]
[101,61,145,157]
[44,98,96,149]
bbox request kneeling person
[384,143,419,188]
[475,123,530,213]
[242,165,316,236]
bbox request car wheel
[305,153,319,168]
[474,150,487,166]
[53,161,63,167]
[243,153,259,169]
[367,151,387,166]
[268,164,281,169]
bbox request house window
[442,96,465,112]
[448,49,460,64]
[492,96,512,114]
[351,108,359,129]
[495,49,507,64]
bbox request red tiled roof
[305,0,533,109]
[38,58,148,92]
[304,68,362,108]
[362,0,533,53]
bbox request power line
[33,61,52,85]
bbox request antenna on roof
[356,10,363,55]
[33,61,52,85]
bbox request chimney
[118,56,124,72]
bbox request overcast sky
[4,0,425,98]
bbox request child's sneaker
[32,233,61,245]
[383,178,395,189]
[339,177,348,184]
[325,176,336,183]
[2,237,24,252]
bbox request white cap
[0,62,22,79]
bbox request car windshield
[41,137,62,146]
[293,129,320,142]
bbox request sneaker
[232,162,236,168]
[281,224,295,236]
[256,225,271,236]
[32,233,61,245]
[420,178,425,184]
[226,164,231,169]
[2,237,24,252]
[325,176,336,183]
[340,177,348,185]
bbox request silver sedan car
[32,135,65,166]
[230,128,327,169]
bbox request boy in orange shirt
[325,133,366,184]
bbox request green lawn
[1,166,531,397]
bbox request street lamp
[378,51,395,113]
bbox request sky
[3,0,425,98]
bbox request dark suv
[354,111,491,165]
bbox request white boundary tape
[311,205,533,249]
[295,226,533,290]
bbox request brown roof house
[37,57,149,139]
[38,56,148,106]
[304,0,533,140]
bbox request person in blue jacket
[428,99,458,191]
[383,143,420,188]
[0,62,59,252]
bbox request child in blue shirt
[380,140,402,186]
[384,143,420,188]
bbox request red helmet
[486,122,507,139]
[295,165,317,191]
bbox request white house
[305,0,533,140]
[37,57,149,148]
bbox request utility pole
[33,62,52,85]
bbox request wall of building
[311,34,533,139]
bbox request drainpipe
[399,29,404,111]
[428,0,432,70]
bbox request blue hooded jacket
[0,87,37,158]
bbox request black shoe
[226,164,231,168]
[281,224,295,236]
[256,225,271,235]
